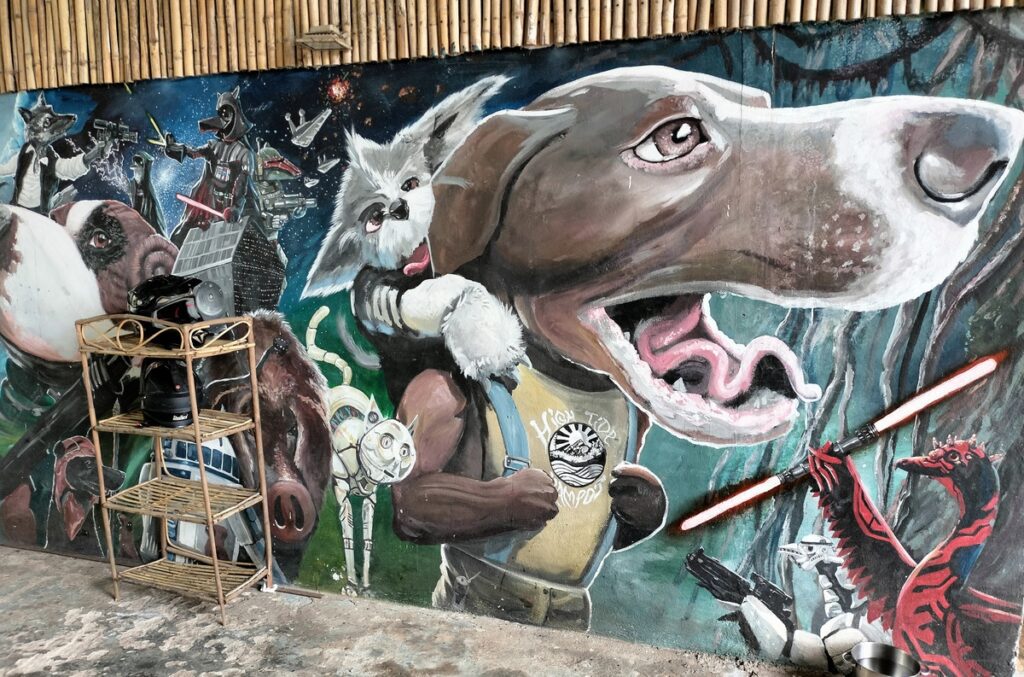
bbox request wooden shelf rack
[105,476,264,523]
[120,559,267,604]
[95,409,255,442]
[76,313,274,624]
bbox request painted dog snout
[427,66,1024,447]
[911,110,1015,212]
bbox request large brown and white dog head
[428,66,1024,446]
[0,201,177,362]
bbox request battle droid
[692,535,887,673]
[163,86,257,247]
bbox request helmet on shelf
[140,358,206,428]
[127,275,226,348]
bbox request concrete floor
[0,546,802,676]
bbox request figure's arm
[397,274,526,382]
[54,153,89,181]
[224,159,249,220]
[391,469,560,544]
[609,463,666,550]
[163,134,209,162]
[390,369,558,544]
[740,597,830,670]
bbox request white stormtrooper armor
[740,535,889,673]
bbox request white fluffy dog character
[302,74,527,395]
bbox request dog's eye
[89,231,110,249]
[362,203,386,233]
[632,118,706,164]
[401,177,420,192]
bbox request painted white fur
[0,204,107,361]
[399,274,526,381]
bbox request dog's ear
[428,107,576,275]
[303,221,364,297]
[17,107,32,123]
[48,202,74,226]
[403,75,512,174]
[691,73,771,108]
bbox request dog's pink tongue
[403,243,431,276]
[636,302,820,403]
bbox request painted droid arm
[395,274,527,382]
[740,596,829,669]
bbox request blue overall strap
[483,379,531,476]
[624,400,639,462]
[581,398,642,588]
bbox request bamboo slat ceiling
[0,0,1014,94]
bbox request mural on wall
[2,9,1024,675]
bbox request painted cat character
[302,74,526,397]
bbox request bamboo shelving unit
[0,0,1011,94]
[76,313,274,624]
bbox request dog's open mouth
[581,294,821,444]
[402,241,432,277]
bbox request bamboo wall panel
[0,0,1015,92]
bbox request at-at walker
[305,306,416,595]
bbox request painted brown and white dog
[0,200,176,365]
[386,66,1024,629]
[0,200,176,546]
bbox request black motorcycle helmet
[140,359,207,428]
[127,275,225,348]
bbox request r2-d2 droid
[139,438,279,579]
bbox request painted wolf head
[18,93,76,148]
[302,74,510,297]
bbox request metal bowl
[849,642,921,677]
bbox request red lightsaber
[673,350,1008,534]
[175,193,227,221]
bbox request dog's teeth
[623,331,632,342]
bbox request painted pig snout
[267,480,316,544]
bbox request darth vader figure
[163,86,258,247]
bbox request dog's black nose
[914,114,1009,205]
[389,199,409,221]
